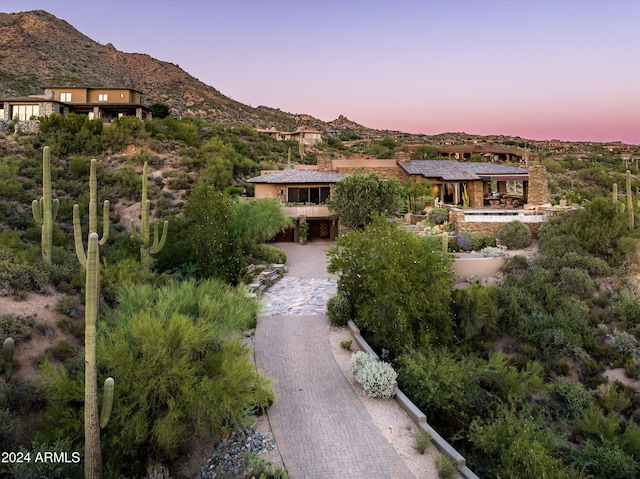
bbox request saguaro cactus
[84,233,101,479]
[627,170,635,230]
[130,162,168,272]
[442,231,448,258]
[73,159,109,267]
[613,183,618,202]
[3,337,14,380]
[32,146,59,266]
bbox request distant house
[247,156,550,241]
[257,128,323,146]
[0,87,151,123]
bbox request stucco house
[1,87,151,123]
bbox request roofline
[43,86,145,94]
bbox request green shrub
[0,382,43,414]
[428,207,449,225]
[550,380,594,420]
[0,408,18,450]
[434,453,458,478]
[497,220,532,249]
[250,244,287,264]
[236,452,289,479]
[340,339,352,350]
[46,340,78,362]
[558,267,596,299]
[0,253,49,294]
[326,293,351,326]
[54,294,81,317]
[573,440,639,479]
[413,427,432,454]
[0,313,32,343]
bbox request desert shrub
[235,452,289,479]
[355,359,397,398]
[497,220,532,249]
[456,233,473,251]
[428,207,449,225]
[0,408,18,450]
[452,281,499,340]
[434,453,458,478]
[340,340,352,350]
[7,438,83,479]
[249,244,287,265]
[597,382,632,414]
[481,246,508,258]
[608,330,638,357]
[0,313,31,343]
[480,352,546,405]
[558,267,596,299]
[46,340,78,362]
[348,351,397,398]
[575,406,622,444]
[348,351,371,377]
[0,253,49,294]
[54,294,81,317]
[550,380,594,420]
[413,427,432,454]
[395,348,480,430]
[469,405,575,479]
[326,293,351,326]
[608,279,640,329]
[0,382,43,414]
[573,440,639,479]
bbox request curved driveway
[254,240,412,479]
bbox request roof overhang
[479,174,529,181]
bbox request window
[12,104,40,121]
[287,187,331,205]
[98,93,108,102]
[60,92,72,102]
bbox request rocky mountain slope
[0,10,374,133]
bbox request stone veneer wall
[527,165,550,205]
[467,181,484,208]
[450,209,544,237]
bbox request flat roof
[398,160,528,181]
[248,169,344,184]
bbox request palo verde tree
[327,171,404,229]
[130,162,168,272]
[32,146,59,266]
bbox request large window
[60,92,72,102]
[98,93,108,102]
[287,187,330,205]
[12,104,39,121]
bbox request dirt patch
[0,292,80,383]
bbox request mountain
[0,10,376,133]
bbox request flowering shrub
[348,351,397,398]
[428,207,449,225]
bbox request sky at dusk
[1,0,639,144]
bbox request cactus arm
[52,198,59,221]
[100,377,114,429]
[130,219,143,243]
[99,200,110,246]
[149,221,168,254]
[3,337,14,380]
[32,199,43,224]
[73,204,87,267]
[613,183,618,202]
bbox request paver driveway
[254,240,413,479]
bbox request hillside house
[0,87,151,123]
[257,128,323,146]
[248,157,550,240]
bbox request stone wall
[450,209,545,237]
[527,165,550,205]
[467,181,484,208]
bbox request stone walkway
[254,241,413,479]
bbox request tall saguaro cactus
[32,146,59,266]
[84,233,114,479]
[627,170,635,230]
[130,162,168,272]
[73,159,109,266]
[3,337,14,380]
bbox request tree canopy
[326,172,403,228]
